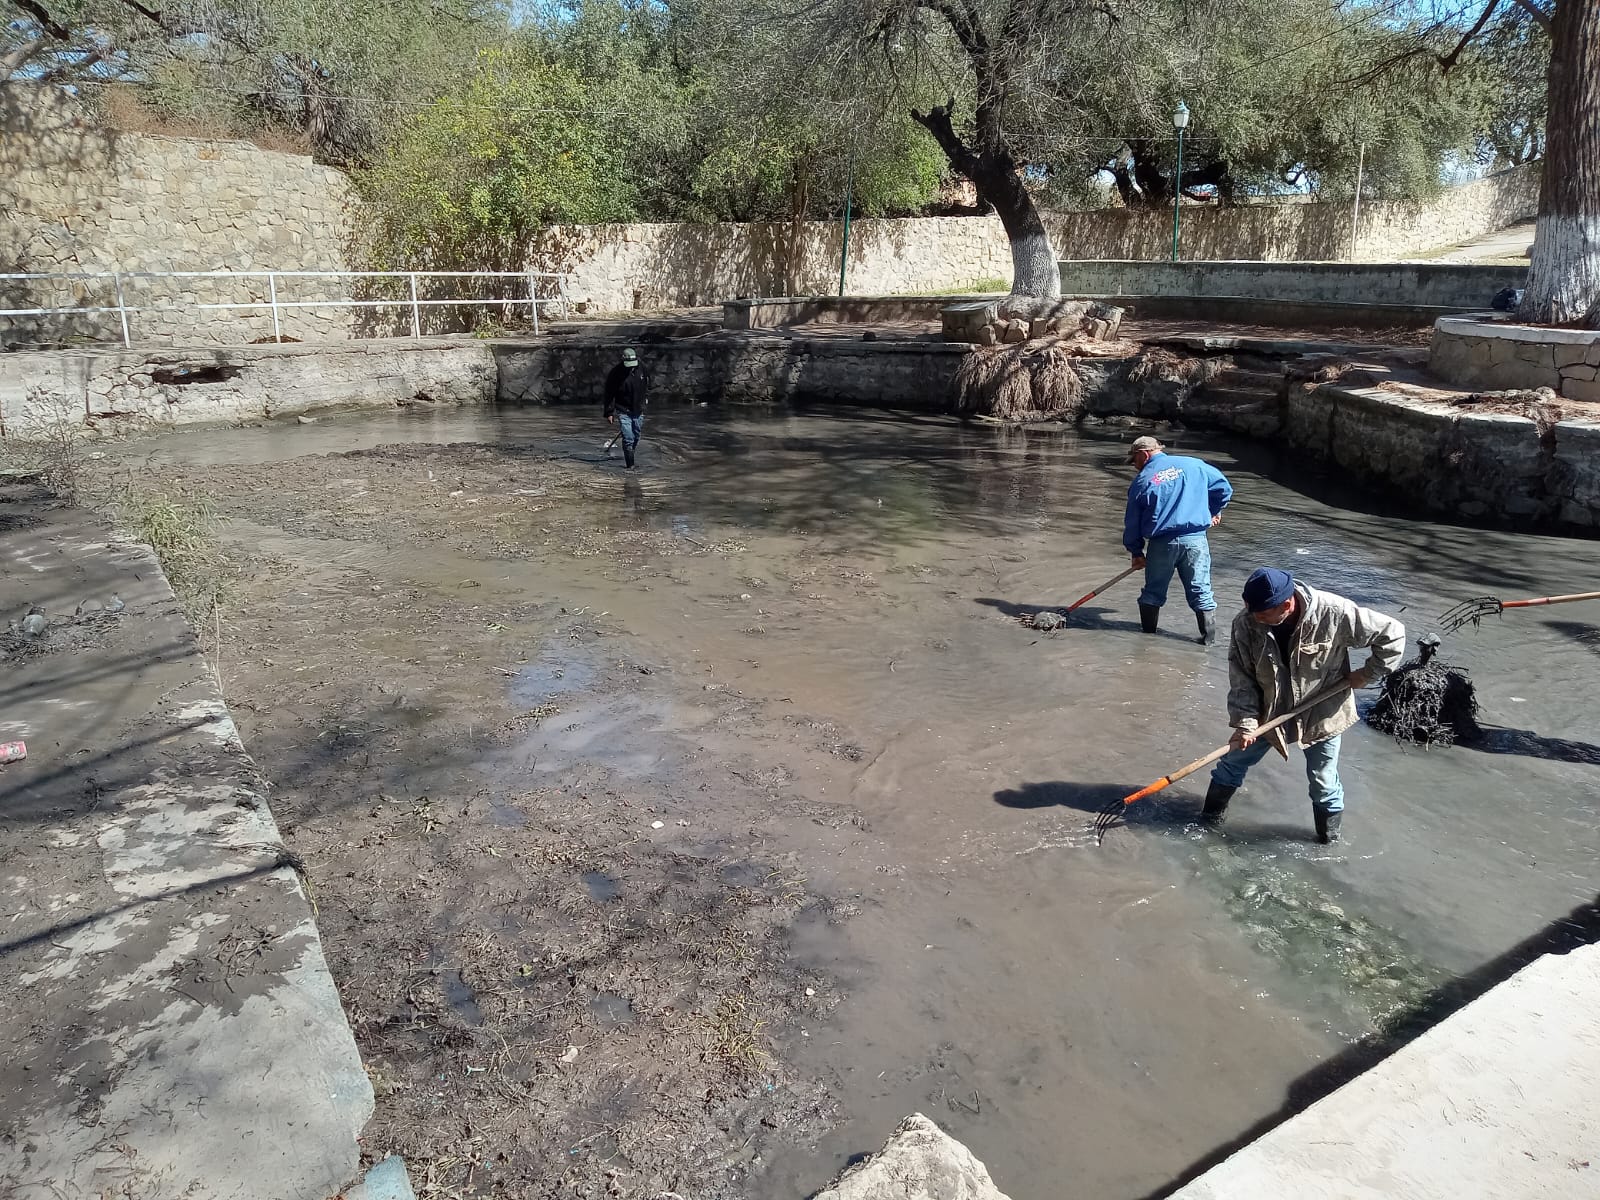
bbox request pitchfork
[1094,683,1354,842]
[1439,590,1600,634]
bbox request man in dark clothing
[1202,567,1405,843]
[604,347,648,469]
[1123,436,1233,644]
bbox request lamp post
[838,136,857,297]
[1170,100,1190,262]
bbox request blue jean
[1210,733,1345,814]
[616,413,643,466]
[617,413,643,450]
[1139,532,1215,612]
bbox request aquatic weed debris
[1366,635,1482,747]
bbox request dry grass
[112,485,234,623]
[0,386,90,501]
[96,85,312,155]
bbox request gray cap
[1126,435,1164,463]
[621,348,639,365]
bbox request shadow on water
[997,780,1328,848]
[1543,617,1600,657]
[971,596,1167,638]
[1467,726,1600,766]
[1139,889,1600,1199]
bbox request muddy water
[125,403,1600,1198]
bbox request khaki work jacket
[1227,584,1406,752]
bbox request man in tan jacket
[1202,567,1406,843]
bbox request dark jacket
[604,363,647,418]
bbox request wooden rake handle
[1500,590,1600,611]
[1116,683,1355,809]
[1066,565,1139,613]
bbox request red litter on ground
[0,741,26,764]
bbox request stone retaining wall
[495,338,969,409]
[0,341,496,433]
[533,167,1539,311]
[1,89,359,346]
[1429,317,1600,401]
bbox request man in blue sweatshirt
[1122,436,1233,644]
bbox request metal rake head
[1439,596,1504,634]
[1092,797,1126,843]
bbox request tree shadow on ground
[1137,889,1600,1198]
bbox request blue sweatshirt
[1123,452,1233,554]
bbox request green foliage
[354,45,636,267]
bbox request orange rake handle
[1500,590,1600,611]
[1066,565,1140,612]
[1114,683,1355,811]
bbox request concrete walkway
[1431,221,1536,264]
[1169,942,1600,1199]
[0,495,370,1198]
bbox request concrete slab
[1168,943,1600,1200]
[0,495,371,1198]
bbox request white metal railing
[0,269,571,347]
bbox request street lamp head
[1173,101,1190,131]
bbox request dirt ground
[151,444,876,1199]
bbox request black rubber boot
[1314,809,1342,844]
[1201,781,1235,823]
[1138,603,1160,634]
[623,443,636,469]
[1197,609,1217,645]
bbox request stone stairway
[1190,354,1288,437]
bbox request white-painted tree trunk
[1521,215,1600,326]
[1517,0,1600,328]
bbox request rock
[813,1113,1013,1200]
[941,300,998,343]
[1028,318,1051,340]
[975,326,999,347]
[1001,320,1028,345]
[21,607,46,637]
[297,415,318,424]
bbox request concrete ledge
[1169,944,1600,1200]
[1430,316,1600,400]
[1058,260,1526,309]
[723,295,1000,330]
[0,505,371,1199]
[1074,294,1454,329]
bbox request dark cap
[1126,435,1164,463]
[1243,567,1296,612]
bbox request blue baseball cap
[1243,567,1295,612]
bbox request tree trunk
[1518,0,1600,327]
[912,104,1060,304]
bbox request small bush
[0,385,90,502]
